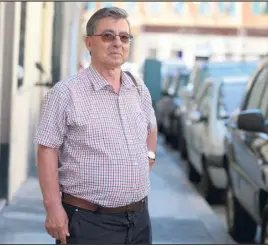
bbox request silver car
[184,76,249,203]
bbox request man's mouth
[110,52,121,55]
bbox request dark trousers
[56,200,152,245]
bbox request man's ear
[84,35,92,52]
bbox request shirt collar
[88,65,135,91]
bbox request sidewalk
[0,138,235,244]
[149,139,234,244]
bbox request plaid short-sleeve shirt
[34,66,157,207]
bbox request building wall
[138,33,268,68]
[81,2,268,70]
[0,2,21,201]
[8,2,44,201]
[0,2,6,200]
[61,2,82,79]
[242,2,268,28]
[0,2,82,203]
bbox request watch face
[148,151,155,160]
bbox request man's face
[86,17,131,69]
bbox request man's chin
[106,60,125,69]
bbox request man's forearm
[37,145,61,211]
[147,126,158,152]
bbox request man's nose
[112,36,122,46]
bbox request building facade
[81,2,268,68]
[0,2,82,205]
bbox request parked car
[184,75,249,203]
[224,58,268,243]
[176,60,259,160]
[156,62,189,134]
[157,68,190,143]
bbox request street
[0,135,234,244]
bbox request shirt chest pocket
[129,107,148,142]
[71,101,148,144]
[71,107,120,145]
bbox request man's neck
[91,62,122,91]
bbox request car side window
[245,68,268,110]
[260,84,268,118]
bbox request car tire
[187,160,200,183]
[158,123,164,133]
[260,204,268,244]
[180,137,188,160]
[171,118,180,149]
[225,180,257,243]
[200,158,222,204]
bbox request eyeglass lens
[101,33,132,43]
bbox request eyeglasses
[91,32,133,44]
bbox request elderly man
[34,6,157,245]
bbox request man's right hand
[45,204,70,244]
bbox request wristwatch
[148,151,156,161]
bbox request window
[84,2,96,11]
[217,82,247,118]
[172,2,185,14]
[245,68,268,110]
[144,2,163,13]
[124,2,138,13]
[251,2,268,15]
[102,2,113,8]
[198,2,212,15]
[218,2,236,17]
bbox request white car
[184,75,249,203]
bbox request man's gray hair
[86,7,130,36]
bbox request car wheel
[170,119,179,149]
[200,159,223,204]
[225,180,257,243]
[180,137,188,160]
[187,160,200,183]
[260,204,268,244]
[158,123,164,133]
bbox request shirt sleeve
[140,83,157,133]
[33,83,71,149]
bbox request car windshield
[218,81,247,115]
[176,74,189,95]
[195,61,258,96]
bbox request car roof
[200,60,259,69]
[221,76,249,84]
[204,75,249,87]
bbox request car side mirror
[161,91,168,97]
[237,109,266,133]
[218,110,229,120]
[190,111,208,123]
